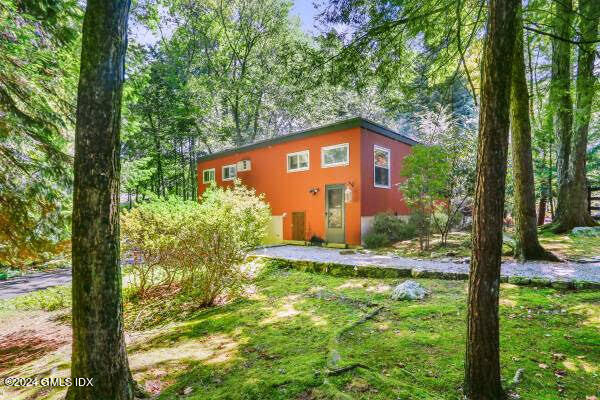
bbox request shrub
[309,235,325,246]
[371,212,416,242]
[121,181,271,305]
[363,232,391,249]
[120,197,188,295]
[0,285,71,312]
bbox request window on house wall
[287,150,310,172]
[222,164,236,181]
[374,145,390,188]
[202,168,215,183]
[321,143,349,167]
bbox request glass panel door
[325,185,345,243]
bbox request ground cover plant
[1,259,598,400]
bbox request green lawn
[388,230,600,260]
[538,231,600,259]
[1,260,599,400]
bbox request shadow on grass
[0,330,68,373]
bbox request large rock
[391,280,428,300]
[571,227,600,237]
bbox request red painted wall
[360,128,412,217]
[197,128,363,244]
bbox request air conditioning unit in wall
[237,159,251,172]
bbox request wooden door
[292,212,306,241]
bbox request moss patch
[0,260,599,400]
[538,231,600,259]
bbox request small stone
[391,280,428,301]
[571,226,600,237]
[182,386,193,395]
[554,369,567,378]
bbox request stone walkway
[252,245,600,283]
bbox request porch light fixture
[345,182,354,203]
[309,187,320,195]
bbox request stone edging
[247,255,600,290]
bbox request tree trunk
[148,113,164,197]
[550,0,574,232]
[537,193,547,226]
[509,11,558,260]
[559,0,600,230]
[465,0,518,398]
[189,136,197,201]
[68,1,137,399]
[548,142,554,220]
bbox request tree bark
[509,11,558,261]
[465,0,518,398]
[560,0,600,229]
[537,192,547,226]
[550,0,574,232]
[68,1,137,399]
[548,143,554,220]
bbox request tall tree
[465,0,518,398]
[0,0,81,267]
[68,1,137,399]
[549,0,575,232]
[563,0,599,229]
[509,5,558,261]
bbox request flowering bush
[121,181,270,305]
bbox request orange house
[196,117,416,246]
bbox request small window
[321,143,349,168]
[222,164,236,181]
[202,168,215,183]
[374,145,390,188]
[287,150,310,172]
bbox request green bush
[0,285,71,311]
[121,181,271,306]
[371,212,416,242]
[363,232,391,249]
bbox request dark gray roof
[197,117,419,162]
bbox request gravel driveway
[2,245,599,300]
[252,245,600,283]
[0,269,72,300]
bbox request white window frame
[321,143,349,168]
[373,145,391,189]
[222,164,237,181]
[202,168,215,184]
[286,150,310,172]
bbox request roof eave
[197,117,418,162]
